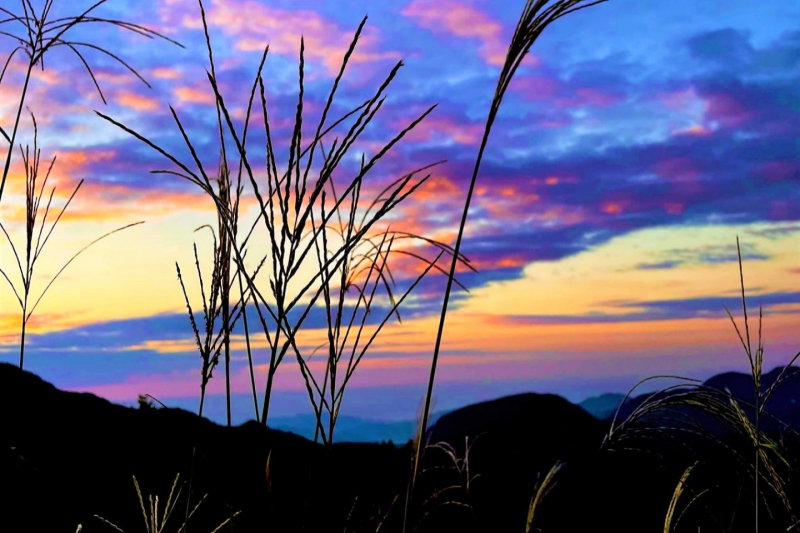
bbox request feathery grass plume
[0,112,143,369]
[174,218,268,533]
[604,374,798,529]
[0,0,182,204]
[413,0,609,507]
[307,200,455,446]
[96,2,468,447]
[723,236,800,532]
[175,226,261,421]
[411,441,478,532]
[603,238,800,531]
[414,436,481,529]
[93,473,238,533]
[662,464,694,533]
[198,8,469,437]
[525,461,563,533]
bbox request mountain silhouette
[4,363,800,532]
[424,392,607,532]
[579,392,627,419]
[0,363,408,533]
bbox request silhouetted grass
[0,0,180,369]
[2,1,800,533]
[0,0,182,202]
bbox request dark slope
[0,365,611,533]
[5,363,800,532]
[424,393,607,532]
[0,363,409,533]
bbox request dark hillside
[0,363,409,533]
[4,363,800,532]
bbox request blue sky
[0,0,797,424]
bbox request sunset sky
[0,0,798,424]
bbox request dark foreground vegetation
[5,363,800,533]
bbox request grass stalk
[98,4,464,450]
[411,0,609,508]
[0,0,181,204]
[0,112,143,369]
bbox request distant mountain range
[578,392,628,419]
[268,413,444,444]
[3,362,800,532]
[276,367,800,442]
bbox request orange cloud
[673,124,712,136]
[0,312,90,345]
[30,68,63,85]
[173,86,215,106]
[413,174,462,203]
[1,57,62,85]
[468,255,527,270]
[152,67,182,80]
[117,91,160,112]
[94,70,137,85]
[496,257,525,268]
[0,148,116,214]
[476,190,543,220]
[0,145,262,224]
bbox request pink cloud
[541,119,571,129]
[653,157,700,184]
[181,0,401,76]
[513,76,619,110]
[76,362,313,402]
[76,369,228,401]
[0,146,249,224]
[555,87,620,109]
[402,0,532,67]
[94,71,138,86]
[702,92,755,128]
[759,161,799,183]
[769,200,793,219]
[512,75,560,100]
[400,115,483,145]
[659,88,701,111]
[78,352,567,403]
[574,88,619,107]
